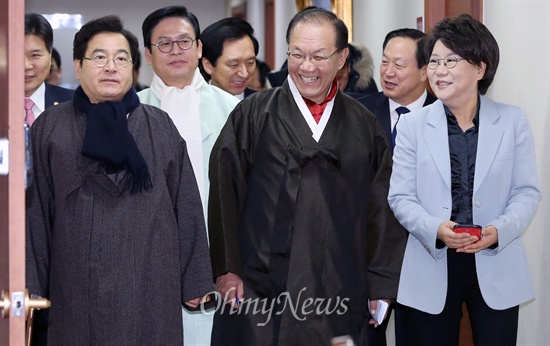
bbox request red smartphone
[453,224,482,240]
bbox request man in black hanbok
[208,8,405,346]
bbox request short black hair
[73,15,139,67]
[51,47,61,68]
[286,8,348,52]
[25,13,54,53]
[425,14,499,95]
[142,6,200,50]
[133,49,141,72]
[200,17,259,68]
[256,59,272,89]
[382,28,428,68]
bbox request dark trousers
[30,309,48,346]
[395,249,519,346]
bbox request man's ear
[196,39,203,60]
[74,59,81,80]
[420,65,428,82]
[337,47,349,70]
[144,47,153,65]
[202,57,214,76]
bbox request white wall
[25,0,233,88]
[484,1,550,345]
[248,0,266,61]
[274,0,299,69]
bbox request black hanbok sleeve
[208,103,251,279]
[364,121,407,300]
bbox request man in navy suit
[359,29,436,149]
[25,13,73,127]
[199,17,258,100]
[357,28,436,346]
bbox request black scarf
[74,86,152,194]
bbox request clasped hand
[437,221,498,253]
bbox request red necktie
[303,78,338,123]
[24,98,36,127]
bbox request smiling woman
[388,14,542,345]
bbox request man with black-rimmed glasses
[138,6,239,346]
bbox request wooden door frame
[425,0,483,32]
[0,0,27,344]
[264,0,275,70]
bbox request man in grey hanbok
[26,15,213,345]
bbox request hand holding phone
[453,224,482,240]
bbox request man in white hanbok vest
[139,6,239,345]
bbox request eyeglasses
[427,56,465,70]
[286,49,340,66]
[83,55,133,69]
[152,38,196,53]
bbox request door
[0,0,28,344]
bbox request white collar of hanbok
[287,76,333,142]
[150,68,206,205]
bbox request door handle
[0,289,50,319]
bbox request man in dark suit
[199,17,258,100]
[25,13,73,128]
[357,28,436,346]
[359,29,436,149]
[44,83,73,107]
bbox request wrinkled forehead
[288,21,337,50]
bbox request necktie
[391,106,410,147]
[24,98,36,127]
[302,78,338,123]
